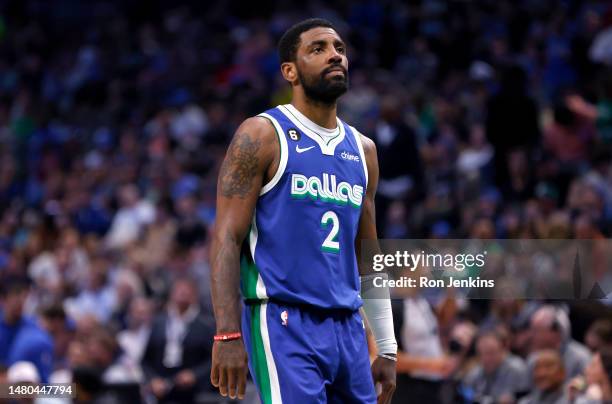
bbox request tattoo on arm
[219,133,261,198]
[210,232,242,332]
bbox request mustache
[321,64,347,77]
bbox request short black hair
[278,18,338,63]
[40,304,67,321]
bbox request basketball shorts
[242,300,377,404]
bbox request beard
[298,65,348,104]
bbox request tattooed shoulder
[219,132,262,198]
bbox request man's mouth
[323,66,346,76]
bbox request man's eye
[337,47,345,54]
[313,47,322,53]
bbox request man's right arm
[209,116,277,399]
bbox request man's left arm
[355,134,397,404]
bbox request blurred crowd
[1,0,612,402]
[391,282,612,403]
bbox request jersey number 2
[321,211,340,253]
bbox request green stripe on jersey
[250,304,272,403]
[240,253,259,299]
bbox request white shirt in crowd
[163,305,199,368]
[105,200,155,249]
[401,296,444,380]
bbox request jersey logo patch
[340,151,360,162]
[281,310,288,326]
[296,145,315,153]
[287,128,300,141]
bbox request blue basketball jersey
[240,104,368,310]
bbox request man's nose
[328,51,342,64]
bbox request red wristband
[214,332,242,342]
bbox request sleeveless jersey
[240,104,368,310]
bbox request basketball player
[210,18,397,403]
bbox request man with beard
[210,18,397,404]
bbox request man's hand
[371,356,396,404]
[211,339,249,400]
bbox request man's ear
[281,62,298,84]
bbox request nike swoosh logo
[296,145,315,153]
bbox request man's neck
[291,97,337,130]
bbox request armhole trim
[258,113,288,196]
[350,125,369,189]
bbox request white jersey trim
[350,125,369,189]
[260,302,282,403]
[278,104,345,156]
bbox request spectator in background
[544,102,594,166]
[89,326,141,384]
[131,198,177,274]
[457,123,494,190]
[447,320,478,381]
[64,254,117,323]
[142,277,214,403]
[509,304,540,360]
[110,268,145,329]
[444,320,479,404]
[566,74,612,145]
[39,304,74,376]
[174,193,207,250]
[52,319,143,403]
[486,65,540,195]
[482,299,529,332]
[463,330,529,403]
[519,350,568,404]
[593,348,612,402]
[0,276,53,383]
[392,273,457,404]
[105,184,155,250]
[585,319,612,353]
[503,148,537,203]
[543,101,596,204]
[569,347,612,404]
[530,305,592,379]
[117,297,153,369]
[55,228,91,293]
[372,96,425,237]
